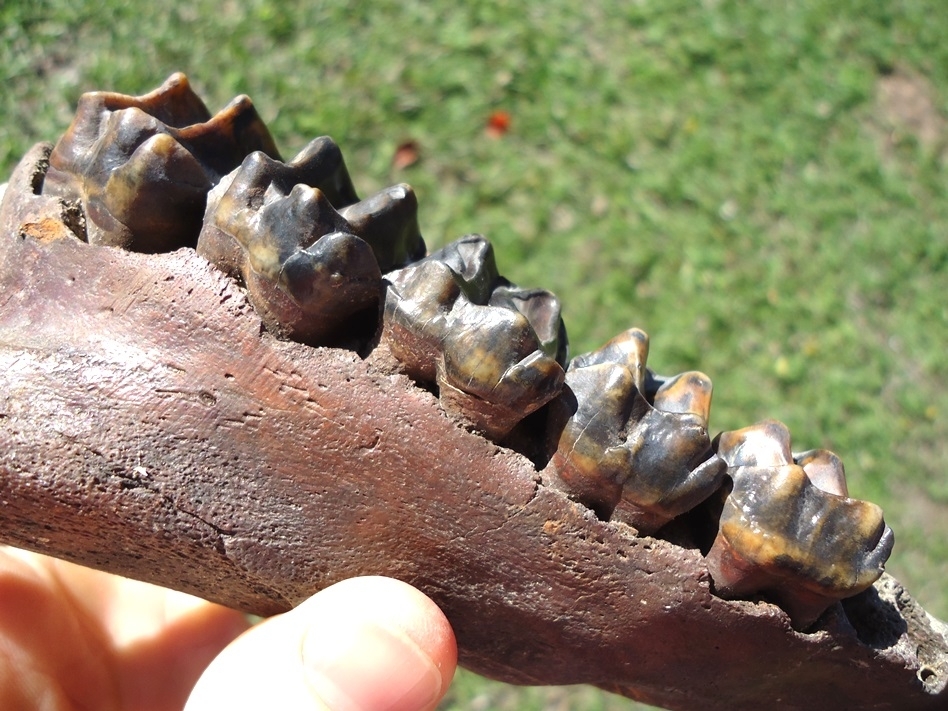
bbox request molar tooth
[571,327,649,393]
[383,260,460,382]
[43,72,279,252]
[431,234,500,301]
[338,184,426,271]
[380,234,566,440]
[438,301,564,439]
[545,330,725,532]
[489,286,568,365]
[197,136,424,346]
[545,360,647,521]
[706,420,894,630]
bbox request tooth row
[16,73,894,630]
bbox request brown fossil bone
[379,234,566,439]
[543,328,727,533]
[42,72,279,252]
[706,419,896,630]
[197,139,424,345]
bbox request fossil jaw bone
[706,419,894,629]
[20,73,901,644]
[43,72,279,253]
[544,328,726,533]
[197,138,425,346]
[381,234,566,440]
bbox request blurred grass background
[2,1,946,708]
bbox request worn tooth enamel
[545,329,726,532]
[42,72,279,252]
[381,234,566,439]
[650,370,713,421]
[270,134,360,208]
[707,420,894,629]
[383,260,461,382]
[197,138,361,279]
[438,299,565,439]
[794,448,849,496]
[545,359,646,520]
[489,285,569,365]
[198,137,425,346]
[572,327,649,393]
[715,418,793,467]
[338,183,426,271]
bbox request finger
[0,548,117,711]
[0,548,250,711]
[185,576,457,711]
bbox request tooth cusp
[707,420,894,629]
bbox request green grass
[3,1,947,708]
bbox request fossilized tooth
[544,328,726,532]
[41,72,280,253]
[706,419,894,630]
[490,285,569,367]
[196,150,395,346]
[381,234,567,440]
[794,447,848,496]
[197,136,361,278]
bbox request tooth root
[652,370,713,424]
[707,420,894,630]
[794,448,849,497]
[715,419,793,468]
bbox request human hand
[0,547,457,711]
[186,575,457,711]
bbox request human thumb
[185,576,457,711]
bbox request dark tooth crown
[197,137,424,346]
[43,72,279,253]
[707,420,894,629]
[382,234,566,439]
[544,328,725,533]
